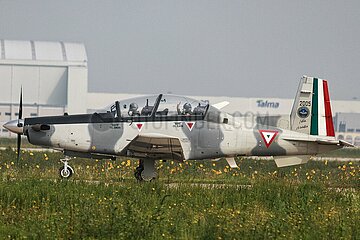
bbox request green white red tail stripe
[310,78,335,136]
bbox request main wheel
[59,166,74,178]
[140,171,157,182]
[134,166,144,181]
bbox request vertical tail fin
[290,76,335,137]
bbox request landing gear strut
[134,159,157,181]
[134,160,144,181]
[59,156,74,179]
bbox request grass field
[0,148,359,239]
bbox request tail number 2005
[299,101,311,107]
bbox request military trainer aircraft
[3,76,352,181]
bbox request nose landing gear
[59,157,74,178]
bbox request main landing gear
[134,159,157,181]
[59,156,74,179]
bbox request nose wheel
[59,157,74,179]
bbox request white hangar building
[0,39,87,136]
[1,39,360,146]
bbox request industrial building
[1,39,360,146]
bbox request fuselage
[24,112,340,161]
[0,93,339,163]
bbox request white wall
[67,66,88,113]
[0,65,68,106]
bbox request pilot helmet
[129,102,138,111]
[183,103,192,113]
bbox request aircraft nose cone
[3,119,24,134]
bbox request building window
[354,136,360,147]
[338,121,346,132]
[356,129,360,133]
[5,112,11,116]
[354,137,360,146]
[15,113,19,116]
[30,113,38,117]
[2,129,8,132]
[347,129,354,132]
[338,135,344,140]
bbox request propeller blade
[18,87,23,121]
[17,133,21,162]
[17,87,23,162]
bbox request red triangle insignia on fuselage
[185,122,195,131]
[259,130,278,148]
[136,123,143,131]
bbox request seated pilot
[128,102,140,116]
[193,103,206,115]
[177,102,192,115]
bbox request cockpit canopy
[107,94,209,119]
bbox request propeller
[16,87,23,162]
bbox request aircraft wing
[121,134,184,161]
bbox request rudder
[290,76,335,137]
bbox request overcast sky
[0,0,359,100]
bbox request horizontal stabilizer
[339,140,354,147]
[282,136,353,147]
[274,155,310,167]
[283,136,338,144]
